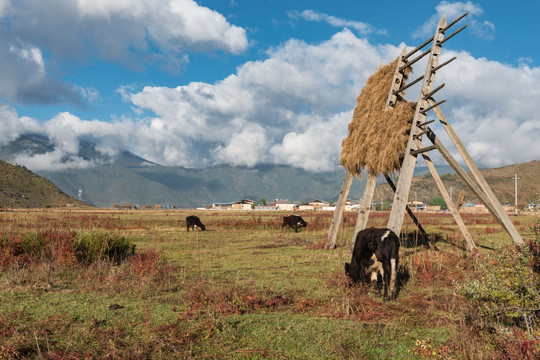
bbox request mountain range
[0,135,372,208]
[2,134,536,209]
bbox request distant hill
[0,159,90,208]
[374,160,540,209]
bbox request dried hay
[340,58,416,175]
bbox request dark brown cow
[281,215,307,232]
[186,215,206,231]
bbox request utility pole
[512,173,520,216]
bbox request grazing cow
[345,228,400,301]
[281,215,307,232]
[186,215,206,231]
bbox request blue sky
[1,0,539,172]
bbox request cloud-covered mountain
[0,135,370,208]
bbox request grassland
[0,209,539,359]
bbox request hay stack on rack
[339,58,415,176]
[328,12,523,252]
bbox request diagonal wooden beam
[424,128,523,245]
[414,139,477,253]
[425,101,524,246]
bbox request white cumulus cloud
[2,27,540,174]
[0,0,248,105]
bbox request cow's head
[200,224,206,231]
[344,261,361,283]
[297,218,307,228]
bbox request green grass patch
[0,209,538,358]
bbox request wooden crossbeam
[420,100,446,115]
[394,73,424,95]
[403,37,434,61]
[423,84,445,100]
[410,145,437,156]
[416,119,436,128]
[439,25,467,46]
[400,48,431,72]
[441,12,469,32]
[432,57,457,73]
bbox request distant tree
[329,200,335,206]
[440,174,453,181]
[260,198,267,206]
[430,197,447,210]
[382,202,392,211]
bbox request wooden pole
[385,175,431,246]
[350,172,377,247]
[326,170,354,249]
[387,15,447,235]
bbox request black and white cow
[281,215,307,233]
[345,228,400,301]
[186,215,206,231]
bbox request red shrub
[130,249,160,282]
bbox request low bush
[0,229,136,268]
[74,230,135,264]
[458,244,540,338]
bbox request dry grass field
[0,208,539,359]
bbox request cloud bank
[3,28,540,172]
[0,1,538,174]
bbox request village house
[254,205,278,210]
[212,202,232,210]
[231,199,257,210]
[527,202,540,211]
[344,199,361,211]
[459,202,488,213]
[407,200,426,211]
[298,199,329,211]
[271,199,297,211]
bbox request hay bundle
[340,58,415,175]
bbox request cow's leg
[389,258,397,300]
[370,269,378,292]
[368,254,382,293]
[382,261,391,301]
